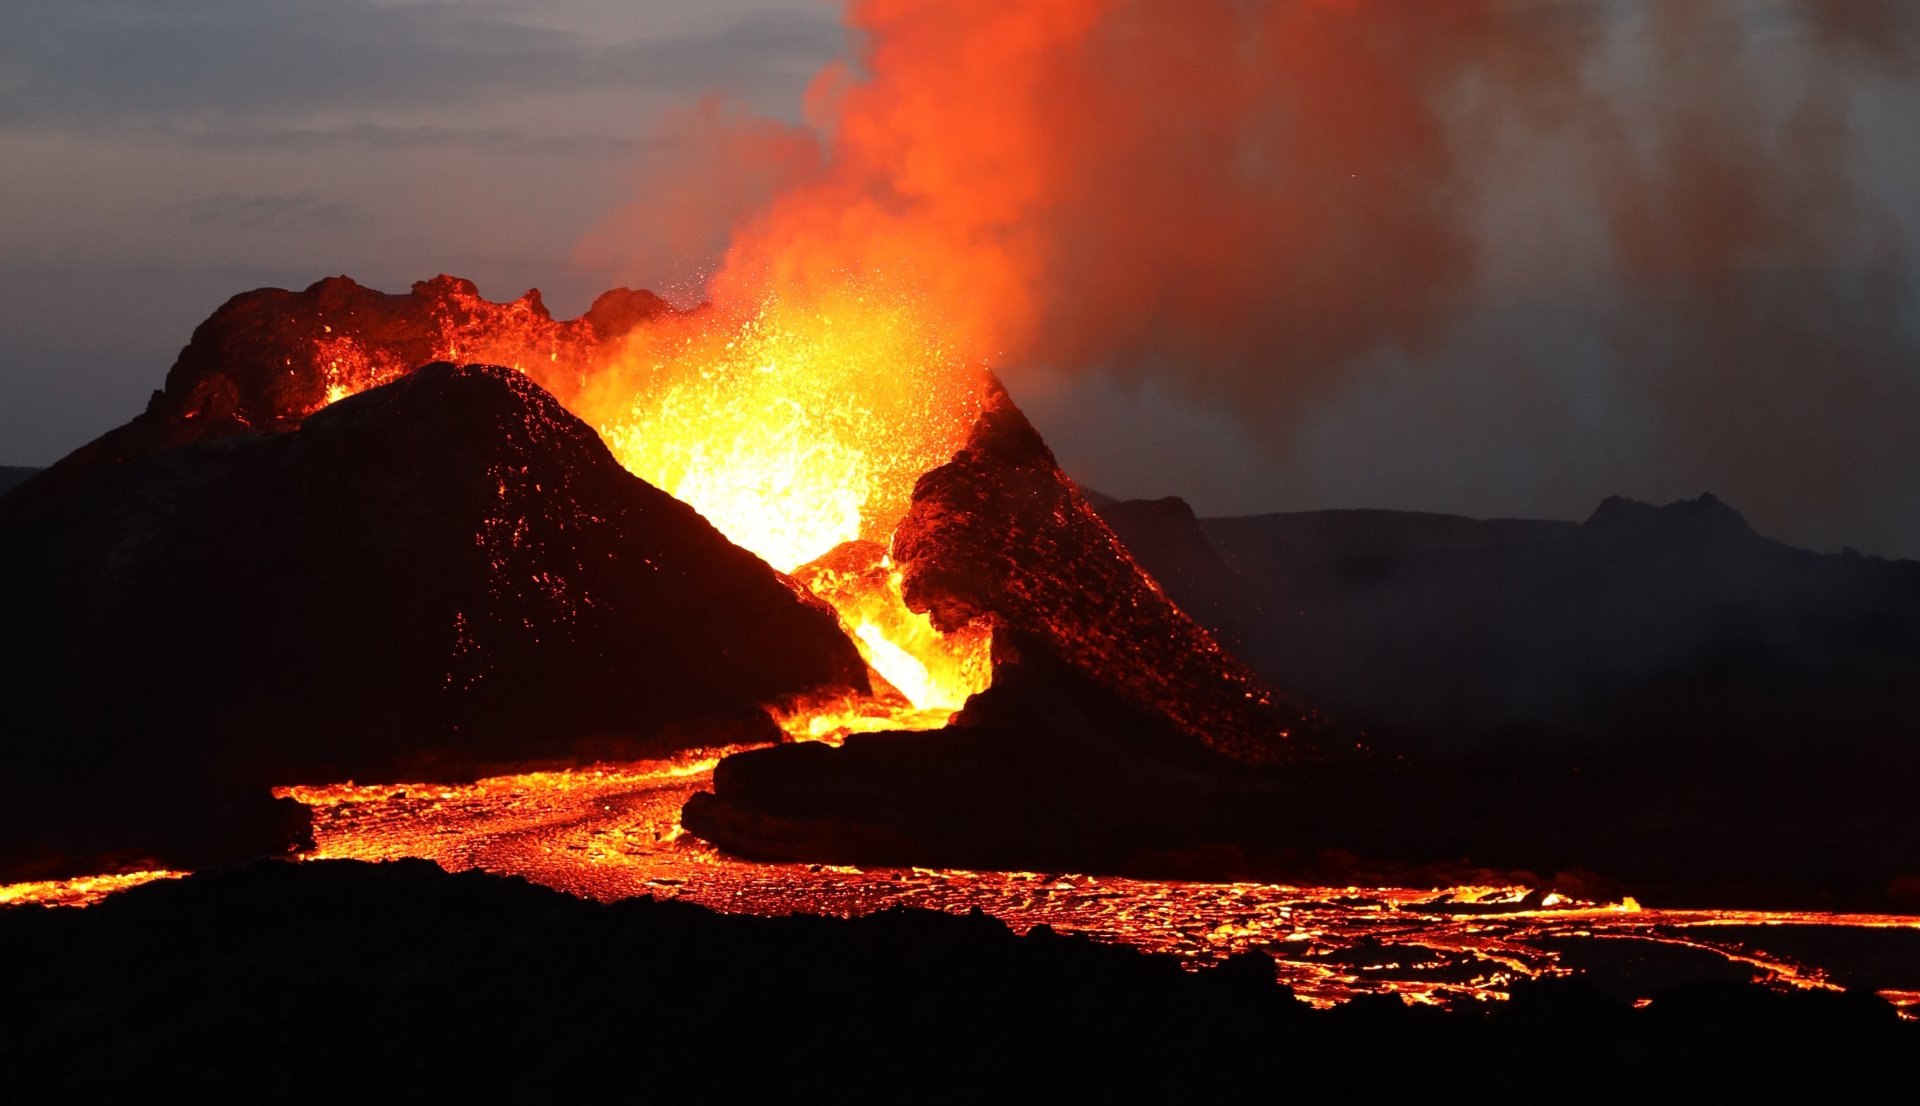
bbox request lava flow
[234,757,1917,1015]
[8,755,1919,1017]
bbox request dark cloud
[0,0,843,128]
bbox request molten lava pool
[145,752,1912,1015]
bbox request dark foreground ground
[2,860,1912,1103]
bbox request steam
[586,0,1920,555]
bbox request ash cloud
[4,0,1915,556]
[1101,0,1915,557]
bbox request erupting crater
[28,274,1004,742]
[3,271,1335,886]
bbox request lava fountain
[573,284,994,733]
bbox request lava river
[13,752,1912,1017]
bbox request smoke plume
[588,0,1920,555]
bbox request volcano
[0,275,1330,881]
[11,274,1917,908]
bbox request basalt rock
[0,363,866,881]
[1083,491,1920,905]
[682,395,1920,905]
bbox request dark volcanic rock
[6,274,671,516]
[2,860,1913,1101]
[0,364,865,881]
[686,646,1287,875]
[691,462,1920,904]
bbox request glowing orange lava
[566,285,995,731]
[0,869,185,909]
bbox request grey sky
[0,0,841,467]
[2,0,1917,556]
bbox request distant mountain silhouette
[1092,497,1245,630]
[1073,483,1120,508]
[1099,494,1920,758]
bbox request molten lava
[786,539,993,732]
[574,287,992,733]
[583,288,984,571]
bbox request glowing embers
[584,287,986,574]
[314,333,412,410]
[577,284,992,735]
[309,283,595,413]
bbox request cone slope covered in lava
[894,375,1338,765]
